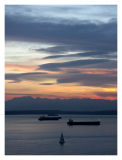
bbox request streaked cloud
[5,72,48,82]
[39,83,55,85]
[38,59,116,71]
[42,51,117,60]
[57,72,116,87]
[5,66,117,88]
[5,15,117,53]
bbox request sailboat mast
[59,133,65,144]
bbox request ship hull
[38,116,61,121]
[67,121,100,125]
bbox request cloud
[5,5,117,25]
[5,65,116,88]
[8,81,18,83]
[57,72,116,87]
[42,51,117,60]
[39,82,55,85]
[35,46,74,54]
[38,59,115,71]
[94,92,117,97]
[5,72,48,82]
[5,6,117,89]
[5,14,117,54]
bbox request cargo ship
[38,115,61,121]
[67,119,100,125]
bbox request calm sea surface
[5,114,117,155]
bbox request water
[5,114,117,155]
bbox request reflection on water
[5,115,117,155]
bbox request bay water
[5,114,117,155]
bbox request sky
[5,5,117,101]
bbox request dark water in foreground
[5,115,117,155]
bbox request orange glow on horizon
[5,64,117,102]
[5,79,117,101]
[5,93,117,101]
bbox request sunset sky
[5,5,117,101]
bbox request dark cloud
[35,46,74,54]
[8,81,17,83]
[5,14,117,54]
[39,83,55,85]
[94,92,117,97]
[5,64,116,87]
[42,51,117,60]
[5,72,48,82]
[38,59,115,71]
[57,72,116,87]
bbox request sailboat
[59,133,65,145]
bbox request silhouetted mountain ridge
[5,110,117,115]
[5,96,117,113]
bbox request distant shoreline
[5,110,117,115]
